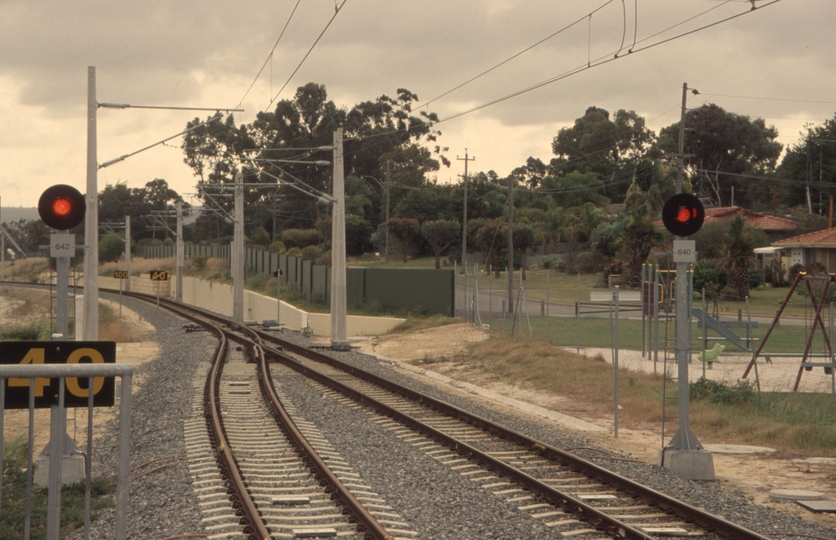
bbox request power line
[235,0,303,111]
[416,0,616,110]
[699,92,836,105]
[437,1,782,124]
[264,0,350,111]
[340,1,775,164]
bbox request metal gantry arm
[0,224,27,258]
[196,191,235,224]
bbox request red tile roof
[655,206,800,232]
[774,228,836,248]
[702,206,798,231]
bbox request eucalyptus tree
[552,106,655,200]
[182,84,448,237]
[655,103,782,208]
[779,112,836,210]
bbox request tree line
[4,82,835,286]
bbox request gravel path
[72,294,836,539]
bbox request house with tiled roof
[702,206,799,242]
[654,206,800,242]
[772,228,836,270]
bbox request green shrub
[190,254,208,270]
[301,245,323,261]
[690,377,755,405]
[1,436,115,538]
[281,229,321,249]
[748,266,764,290]
[99,234,125,262]
[0,325,45,341]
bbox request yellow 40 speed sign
[1,341,116,409]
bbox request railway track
[2,281,786,539]
[116,290,773,540]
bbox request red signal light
[676,206,696,223]
[38,185,86,230]
[52,197,73,217]
[662,194,704,237]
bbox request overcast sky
[1,0,833,209]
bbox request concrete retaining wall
[100,275,170,296]
[173,276,404,336]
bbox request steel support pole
[115,373,132,540]
[83,66,99,340]
[385,161,391,262]
[614,286,619,439]
[124,215,131,292]
[45,379,65,540]
[175,203,183,303]
[56,255,69,340]
[330,128,349,350]
[233,174,244,322]
[667,260,700,450]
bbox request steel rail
[133,295,392,540]
[260,342,643,539]
[237,326,395,540]
[254,333,772,540]
[115,289,772,540]
[121,295,271,540]
[202,323,273,540]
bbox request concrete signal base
[659,449,716,481]
[34,454,85,487]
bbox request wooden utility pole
[457,150,475,270]
[385,161,391,262]
[507,176,514,313]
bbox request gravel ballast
[71,295,836,539]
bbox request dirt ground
[349,323,836,531]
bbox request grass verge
[463,333,836,457]
[0,436,115,539]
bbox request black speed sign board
[1,341,117,409]
[150,270,168,281]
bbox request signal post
[35,184,93,538]
[660,194,715,480]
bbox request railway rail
[0,281,804,539]
[112,288,774,540]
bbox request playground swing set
[742,271,836,393]
[642,264,836,394]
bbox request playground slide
[690,308,751,352]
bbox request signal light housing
[662,193,705,237]
[38,184,86,230]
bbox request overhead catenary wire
[235,0,303,112]
[264,0,350,112]
[438,1,782,124]
[338,1,777,165]
[417,0,616,110]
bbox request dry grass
[99,256,177,276]
[388,314,461,334]
[98,319,139,342]
[0,257,50,283]
[465,335,666,425]
[0,286,51,318]
[459,333,836,456]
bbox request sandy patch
[2,302,159,456]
